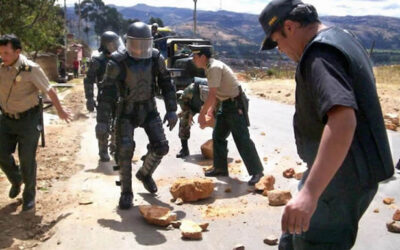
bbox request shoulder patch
[19,64,32,72]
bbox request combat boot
[9,181,21,199]
[99,140,110,162]
[118,192,133,209]
[136,171,157,194]
[176,139,189,158]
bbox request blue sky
[60,0,400,18]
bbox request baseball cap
[259,0,303,50]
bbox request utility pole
[64,0,68,68]
[78,0,81,39]
[193,0,197,37]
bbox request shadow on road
[0,200,71,249]
[85,160,118,176]
[98,194,187,246]
[183,154,233,166]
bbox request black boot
[248,172,264,186]
[9,180,22,199]
[22,198,35,212]
[176,139,189,158]
[136,151,162,194]
[99,140,110,162]
[136,171,158,194]
[119,192,133,209]
[396,159,400,170]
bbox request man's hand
[281,188,318,234]
[58,108,72,123]
[163,111,178,131]
[198,113,206,129]
[86,99,95,112]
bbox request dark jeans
[279,162,378,250]
[212,99,263,175]
[0,110,40,202]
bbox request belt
[1,105,39,120]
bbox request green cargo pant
[212,99,263,175]
[0,109,40,202]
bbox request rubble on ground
[387,221,400,233]
[393,209,400,221]
[255,175,275,192]
[201,139,214,159]
[384,113,399,131]
[383,197,395,205]
[180,220,203,240]
[283,168,295,178]
[268,190,292,206]
[263,235,278,245]
[138,205,177,227]
[170,178,214,202]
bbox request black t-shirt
[294,43,358,165]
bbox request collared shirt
[0,54,51,114]
[205,59,240,101]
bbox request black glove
[86,99,95,112]
[163,111,178,131]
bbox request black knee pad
[151,140,169,156]
[95,123,108,139]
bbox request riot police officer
[102,22,178,209]
[84,31,123,162]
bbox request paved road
[38,97,400,250]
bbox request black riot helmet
[126,22,153,59]
[99,31,124,54]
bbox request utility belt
[1,105,40,120]
[220,86,250,126]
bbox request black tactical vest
[94,53,108,83]
[296,27,394,186]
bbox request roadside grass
[242,65,400,86]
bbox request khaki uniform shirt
[205,59,239,101]
[0,54,51,114]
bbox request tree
[0,0,64,59]
[75,0,131,37]
[149,17,164,27]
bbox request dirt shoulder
[0,82,89,249]
[244,78,400,131]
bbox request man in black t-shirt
[259,0,394,249]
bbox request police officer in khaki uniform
[0,34,71,212]
[190,45,264,185]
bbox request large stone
[201,139,214,159]
[387,221,400,233]
[268,190,292,206]
[138,205,177,227]
[180,220,203,240]
[170,178,214,202]
[393,209,400,221]
[255,175,275,192]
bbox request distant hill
[68,4,400,65]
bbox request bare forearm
[47,88,65,113]
[302,107,356,199]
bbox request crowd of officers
[0,0,399,249]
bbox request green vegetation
[0,0,64,59]
[75,0,137,37]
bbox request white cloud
[58,0,400,17]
